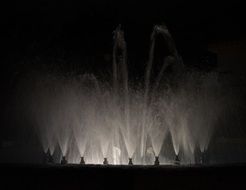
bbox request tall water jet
[113,25,133,161]
[151,24,184,93]
[142,24,183,162]
[139,25,157,161]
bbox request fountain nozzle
[61,156,67,164]
[154,156,160,166]
[128,158,133,165]
[200,150,208,164]
[44,149,54,164]
[174,155,180,165]
[80,157,85,165]
[103,158,108,165]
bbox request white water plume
[16,24,229,165]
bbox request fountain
[17,23,227,166]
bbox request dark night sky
[1,1,245,81]
[2,1,246,60]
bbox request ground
[0,164,245,189]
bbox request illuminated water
[18,24,226,165]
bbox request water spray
[23,24,222,166]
